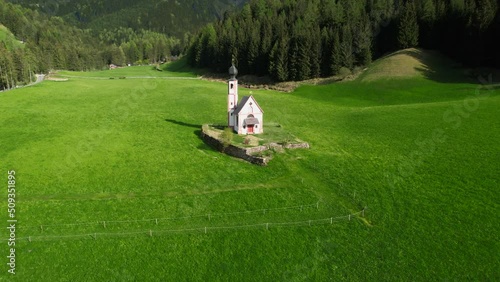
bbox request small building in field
[227,65,263,135]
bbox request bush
[220,127,234,150]
[338,67,352,79]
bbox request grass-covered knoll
[359,48,466,82]
[0,59,499,281]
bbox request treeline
[99,28,181,65]
[0,0,180,90]
[188,0,500,81]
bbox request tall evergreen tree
[287,36,300,81]
[269,36,289,82]
[330,28,342,75]
[309,26,322,78]
[320,27,333,76]
[398,1,419,49]
[340,25,354,70]
[246,20,261,71]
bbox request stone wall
[200,126,270,166]
[200,125,309,166]
[284,143,310,149]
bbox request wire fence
[8,208,367,243]
[18,202,321,230]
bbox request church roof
[234,95,264,115]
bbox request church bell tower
[228,64,238,128]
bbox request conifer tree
[246,20,261,70]
[340,25,354,70]
[398,1,419,49]
[269,36,289,82]
[330,28,342,75]
[320,27,332,76]
[296,34,312,81]
[287,37,300,81]
[309,26,322,78]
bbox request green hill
[359,48,466,83]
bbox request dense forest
[2,0,500,90]
[188,0,500,81]
[0,0,195,90]
[6,0,247,38]
[1,0,101,89]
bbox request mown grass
[0,60,499,281]
[57,62,199,78]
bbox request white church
[227,65,264,135]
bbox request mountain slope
[6,0,248,37]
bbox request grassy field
[0,50,499,281]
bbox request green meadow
[0,52,499,281]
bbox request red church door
[247,125,254,134]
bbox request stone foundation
[200,125,309,166]
[200,125,270,165]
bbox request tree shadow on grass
[395,48,500,85]
[162,57,204,76]
[164,119,201,129]
[165,119,223,153]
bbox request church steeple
[229,64,238,79]
[228,64,238,128]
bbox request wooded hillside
[187,0,500,81]
[7,0,247,38]
[0,0,182,90]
